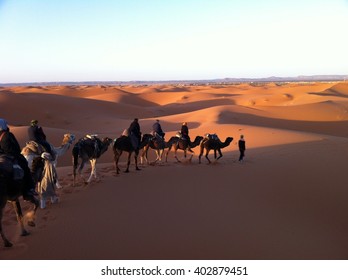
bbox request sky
[0,0,347,83]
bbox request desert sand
[1,82,348,259]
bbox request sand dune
[312,83,348,97]
[1,82,348,259]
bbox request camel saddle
[0,155,24,180]
[175,131,188,141]
[175,131,182,138]
[86,134,98,140]
[205,133,219,141]
[152,132,164,141]
[81,135,100,157]
[22,141,45,155]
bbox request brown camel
[140,134,169,165]
[166,135,203,162]
[198,136,233,164]
[113,134,151,174]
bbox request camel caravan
[0,117,236,248]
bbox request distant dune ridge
[1,82,348,259]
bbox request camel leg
[12,200,30,237]
[114,151,122,174]
[134,151,141,171]
[140,146,148,165]
[189,154,193,162]
[125,152,131,173]
[73,164,77,186]
[0,202,13,247]
[152,150,159,164]
[165,146,172,162]
[174,147,181,163]
[198,147,204,164]
[186,147,195,162]
[159,149,164,162]
[0,222,13,247]
[92,159,98,179]
[87,159,96,183]
[78,161,87,184]
[75,160,85,183]
[156,149,163,163]
[215,149,223,161]
[205,149,211,164]
[25,193,39,226]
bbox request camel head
[102,137,113,146]
[62,133,76,145]
[223,137,234,147]
[193,135,204,143]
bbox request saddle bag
[0,155,14,173]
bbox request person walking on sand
[238,134,246,162]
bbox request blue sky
[0,0,347,83]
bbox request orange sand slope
[1,82,348,259]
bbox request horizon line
[1,74,348,86]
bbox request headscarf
[31,119,38,126]
[0,118,8,131]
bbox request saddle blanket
[0,155,24,180]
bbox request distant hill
[1,75,347,87]
[220,75,348,83]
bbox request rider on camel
[0,118,37,200]
[128,118,142,149]
[152,119,165,139]
[180,122,191,144]
[28,120,55,160]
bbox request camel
[140,134,169,165]
[21,133,75,188]
[198,136,233,164]
[0,155,41,247]
[113,134,151,174]
[22,133,75,168]
[165,135,203,162]
[72,136,113,186]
